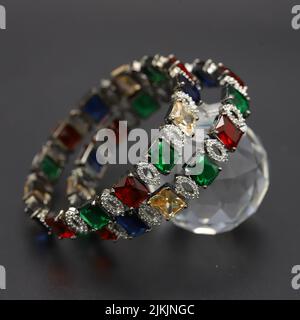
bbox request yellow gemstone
[169,100,197,136]
[148,186,187,220]
[114,74,141,97]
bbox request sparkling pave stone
[113,175,149,208]
[169,100,198,137]
[136,162,160,186]
[138,204,163,227]
[215,115,244,150]
[148,186,187,220]
[173,127,269,234]
[100,189,125,216]
[64,208,89,234]
[175,176,199,199]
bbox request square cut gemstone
[149,139,178,174]
[187,154,219,187]
[142,64,167,85]
[45,217,76,239]
[86,148,102,173]
[131,92,159,118]
[40,155,62,182]
[169,100,198,136]
[227,86,250,116]
[114,176,149,208]
[148,186,186,220]
[215,115,243,150]
[82,95,109,122]
[56,123,82,151]
[114,74,141,97]
[178,75,201,103]
[116,212,149,237]
[79,203,110,230]
[193,63,219,87]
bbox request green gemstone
[143,65,167,85]
[228,86,250,116]
[131,92,159,118]
[79,203,110,230]
[189,155,219,187]
[150,139,178,174]
[40,155,62,182]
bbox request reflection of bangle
[23,54,251,241]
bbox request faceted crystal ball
[172,103,269,234]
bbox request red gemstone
[45,217,76,239]
[108,120,125,145]
[215,115,243,150]
[97,227,118,241]
[114,176,149,208]
[219,65,245,87]
[56,124,82,151]
[176,62,194,80]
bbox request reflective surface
[174,127,269,234]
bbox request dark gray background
[0,0,299,299]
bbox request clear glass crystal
[172,102,270,234]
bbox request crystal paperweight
[172,103,270,234]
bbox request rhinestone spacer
[175,176,200,199]
[136,162,160,186]
[64,207,89,234]
[220,104,246,131]
[100,189,125,216]
[220,75,248,96]
[138,204,163,227]
[160,124,185,149]
[107,222,129,240]
[205,139,228,162]
[172,91,198,110]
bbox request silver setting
[100,189,125,216]
[172,91,197,111]
[221,75,248,96]
[202,59,219,75]
[205,139,228,162]
[106,222,129,240]
[64,207,89,234]
[175,176,200,199]
[138,204,162,227]
[221,104,246,130]
[160,124,185,148]
[136,162,160,186]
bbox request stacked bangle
[23,54,251,241]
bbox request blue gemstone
[179,75,201,103]
[116,213,149,237]
[82,95,109,122]
[197,73,218,87]
[87,148,102,173]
